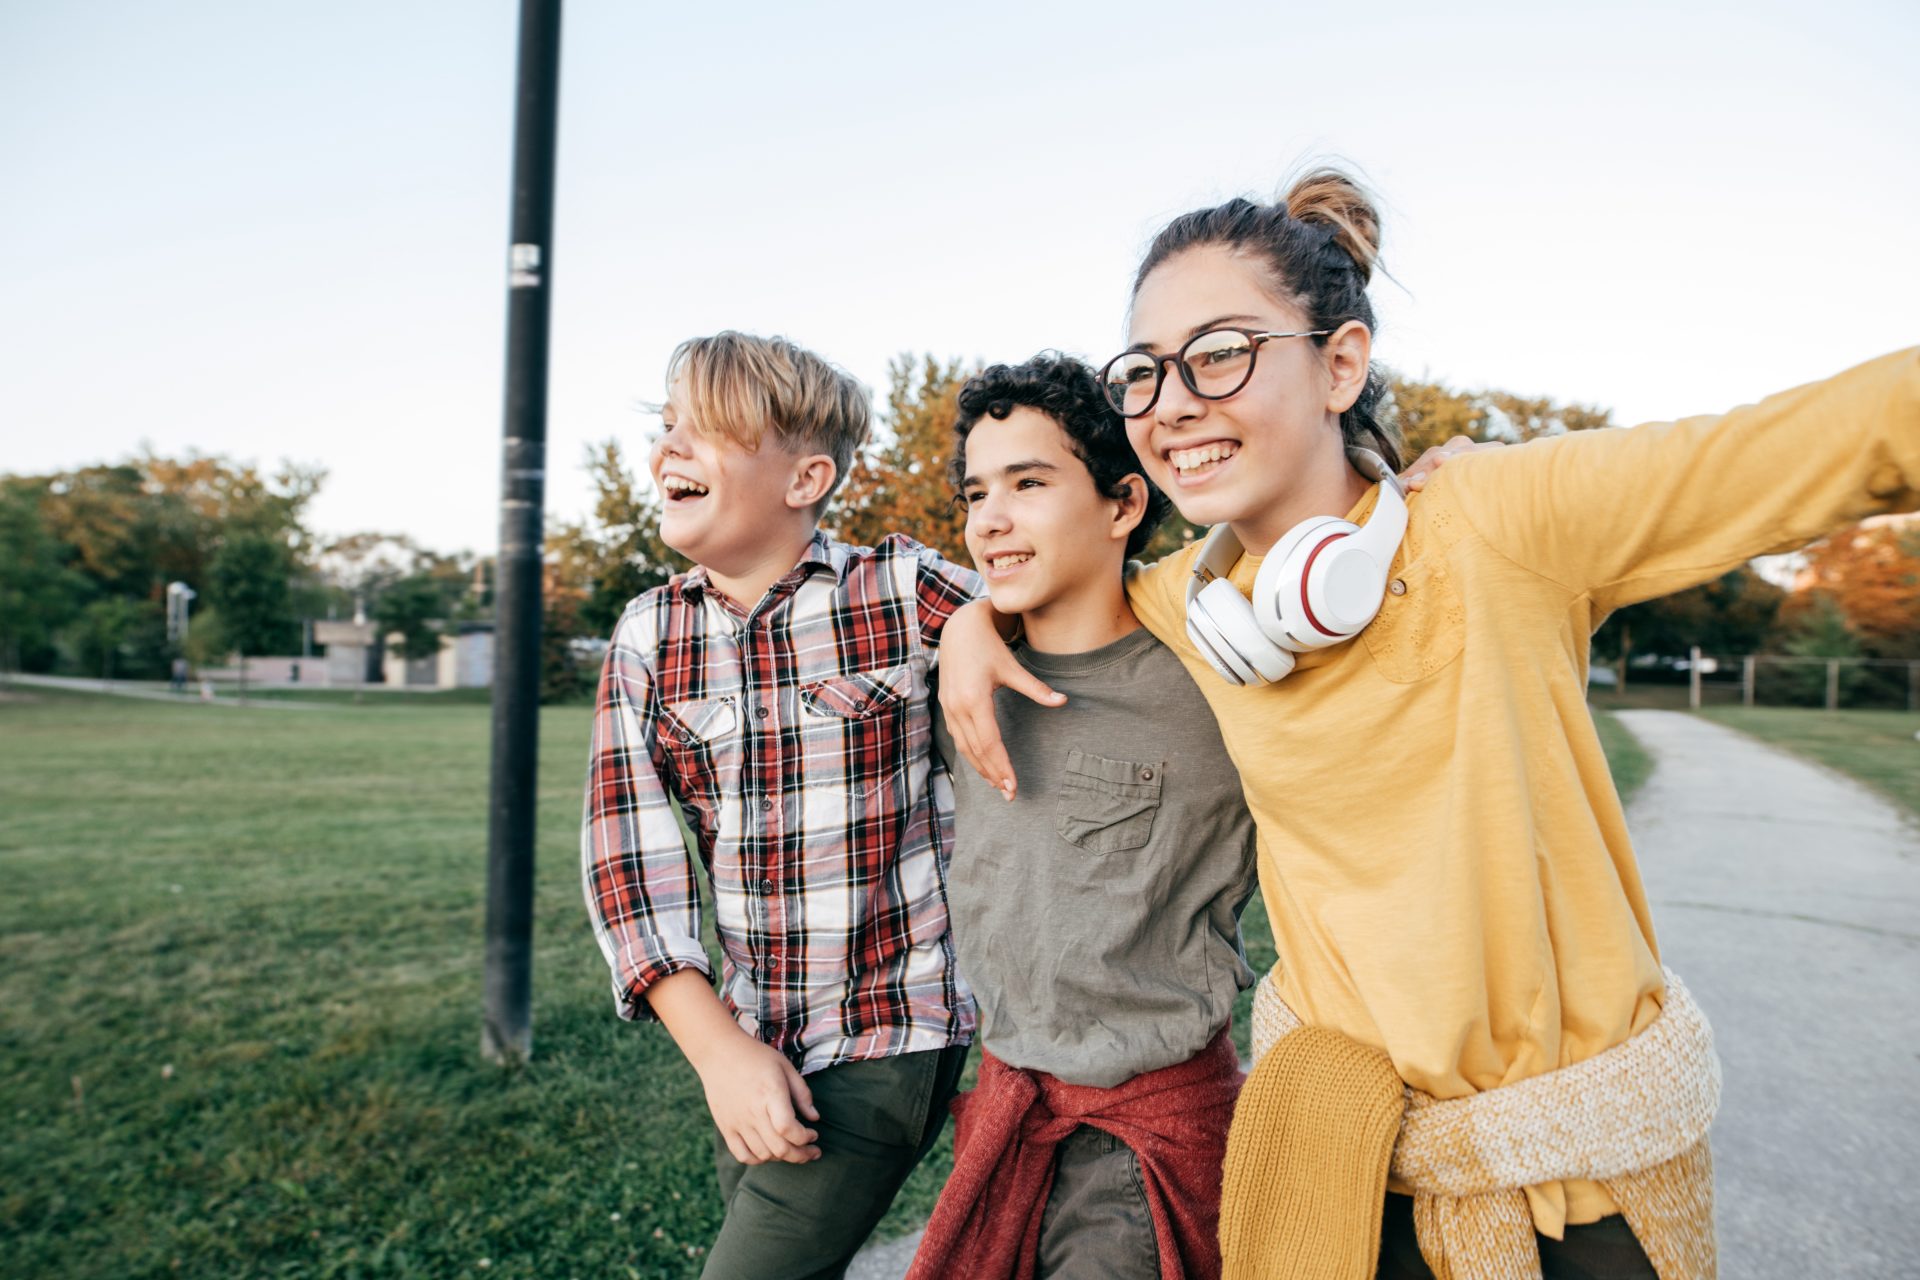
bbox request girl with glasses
[938,168,1918,1279]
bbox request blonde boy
[582,332,979,1279]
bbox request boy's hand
[938,601,1064,802]
[646,969,821,1165]
[697,1033,823,1166]
[1401,435,1502,491]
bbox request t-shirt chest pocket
[1055,749,1164,855]
[1361,552,1466,684]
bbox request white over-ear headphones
[1183,448,1409,687]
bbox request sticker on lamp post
[509,243,543,289]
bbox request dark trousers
[1376,1193,1659,1280]
[1035,1126,1162,1279]
[703,1042,971,1280]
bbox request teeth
[990,553,1033,568]
[662,475,709,495]
[1169,443,1238,474]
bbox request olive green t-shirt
[934,624,1258,1088]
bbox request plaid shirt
[582,531,982,1073]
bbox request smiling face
[959,406,1140,632]
[1123,244,1365,553]
[650,378,819,577]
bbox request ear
[786,454,838,511]
[1322,320,1373,415]
[1109,474,1149,544]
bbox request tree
[206,532,296,700]
[1385,374,1614,458]
[373,574,454,664]
[1761,594,1871,706]
[75,597,147,682]
[545,440,681,639]
[1591,568,1785,689]
[1779,521,1920,659]
[541,441,682,703]
[832,355,978,562]
[9,451,323,679]
[0,478,85,672]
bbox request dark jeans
[1036,1126,1162,1280]
[703,1042,971,1280]
[1376,1193,1658,1280]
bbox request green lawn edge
[0,688,1665,1278]
[1696,706,1920,820]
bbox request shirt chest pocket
[1360,552,1466,684]
[800,662,914,720]
[661,696,742,793]
[1055,749,1164,855]
[799,662,916,783]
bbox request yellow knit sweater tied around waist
[1220,969,1720,1280]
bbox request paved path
[4,672,330,709]
[1616,710,1920,1279]
[852,710,1920,1278]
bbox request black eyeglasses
[1097,327,1331,419]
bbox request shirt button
[759,878,774,894]
[754,705,769,719]
[759,797,774,812]
[1139,767,1154,781]
[1389,578,1408,596]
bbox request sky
[3,0,1916,557]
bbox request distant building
[313,620,380,685]
[381,622,494,689]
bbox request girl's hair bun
[1283,167,1382,286]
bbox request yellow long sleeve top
[1125,348,1920,1235]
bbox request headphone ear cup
[1253,516,1357,651]
[1186,610,1253,686]
[1191,578,1296,685]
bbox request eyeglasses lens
[1100,352,1159,417]
[1181,330,1257,397]
[1100,329,1263,418]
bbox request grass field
[2,689,1645,1279]
[1697,706,1920,818]
[1591,709,1654,806]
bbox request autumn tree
[832,355,978,562]
[9,452,322,678]
[543,440,684,702]
[1384,374,1613,457]
[546,440,681,637]
[1777,521,1920,659]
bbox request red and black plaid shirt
[582,531,982,1072]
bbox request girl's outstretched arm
[1439,348,1919,612]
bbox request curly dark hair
[948,352,1171,559]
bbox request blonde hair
[666,332,871,509]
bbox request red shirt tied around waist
[908,1029,1244,1280]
